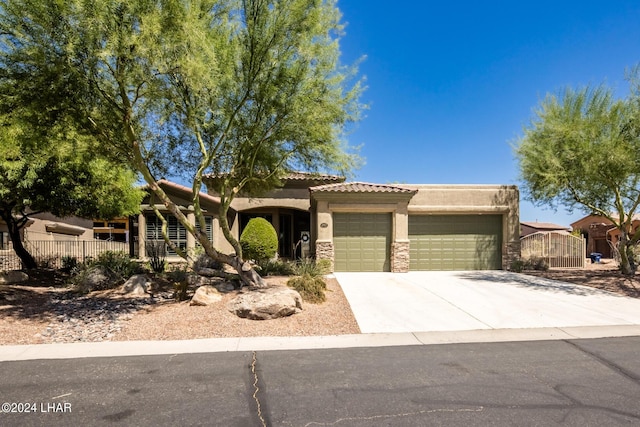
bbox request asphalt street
[1,336,640,426]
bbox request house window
[196,216,214,243]
[0,231,7,249]
[145,214,187,255]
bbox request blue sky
[336,1,640,228]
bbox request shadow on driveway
[453,271,620,298]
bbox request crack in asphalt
[251,351,269,427]
[565,339,640,385]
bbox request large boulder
[190,285,223,306]
[0,270,29,284]
[78,266,112,291]
[228,286,303,320]
[121,274,154,297]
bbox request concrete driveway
[335,271,640,333]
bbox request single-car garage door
[409,215,502,270]
[334,213,391,272]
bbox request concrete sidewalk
[336,271,640,333]
[2,325,640,362]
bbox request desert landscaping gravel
[0,276,360,345]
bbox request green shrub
[145,241,166,273]
[509,258,526,273]
[174,281,189,301]
[511,257,550,272]
[92,251,143,278]
[240,217,278,262]
[292,258,326,277]
[315,258,332,275]
[257,259,295,276]
[61,256,78,273]
[165,264,190,283]
[528,257,549,271]
[287,273,327,303]
[69,251,143,291]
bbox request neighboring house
[203,173,520,272]
[93,218,130,243]
[0,212,99,269]
[0,212,94,245]
[571,214,640,258]
[520,221,570,238]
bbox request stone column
[315,240,334,272]
[391,240,410,272]
[504,240,521,270]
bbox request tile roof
[310,182,417,194]
[143,179,222,205]
[284,172,345,182]
[204,171,345,182]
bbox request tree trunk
[0,210,37,270]
[618,234,637,276]
[218,251,266,288]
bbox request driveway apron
[335,271,640,334]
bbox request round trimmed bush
[240,217,278,262]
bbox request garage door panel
[409,215,502,270]
[334,213,391,272]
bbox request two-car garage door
[333,213,503,271]
[409,215,503,270]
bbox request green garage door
[334,213,391,272]
[409,215,502,270]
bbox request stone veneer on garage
[391,241,410,273]
[315,241,335,272]
[505,240,522,270]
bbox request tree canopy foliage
[0,0,363,285]
[0,112,143,268]
[515,76,640,275]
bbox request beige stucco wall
[311,192,417,272]
[404,185,520,269]
[228,187,311,212]
[312,185,520,271]
[24,213,94,241]
[404,184,519,236]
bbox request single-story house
[132,180,230,259]
[520,221,570,238]
[571,214,640,258]
[194,173,521,272]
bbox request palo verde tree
[515,79,640,275]
[0,0,363,286]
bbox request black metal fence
[0,240,130,270]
